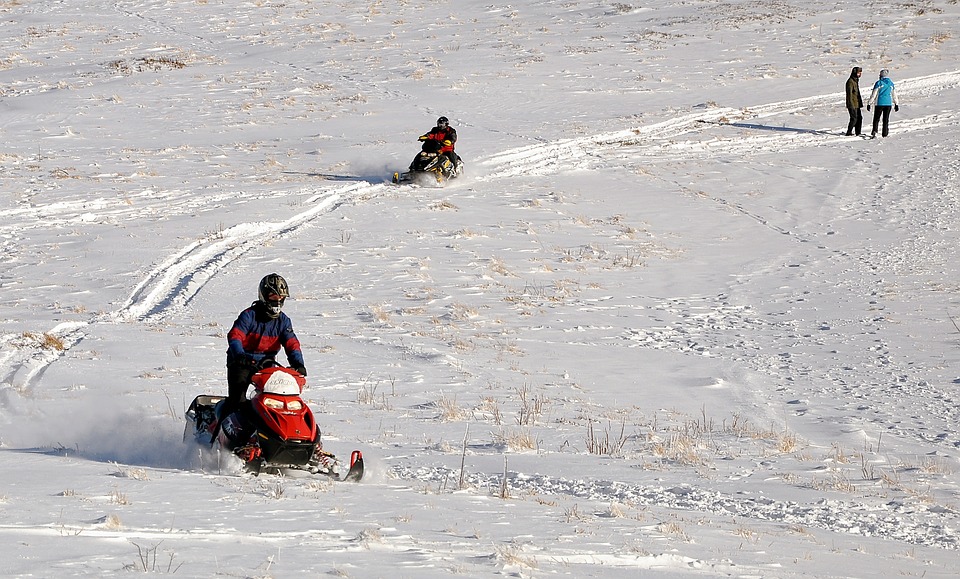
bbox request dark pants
[217,400,258,449]
[226,363,255,404]
[210,364,256,445]
[872,106,892,137]
[846,107,862,136]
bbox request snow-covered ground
[2,1,960,576]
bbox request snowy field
[2,0,960,576]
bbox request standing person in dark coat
[867,69,900,138]
[845,67,863,136]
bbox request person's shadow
[698,119,835,136]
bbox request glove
[866,105,870,111]
[292,365,307,377]
[418,135,428,141]
[894,105,899,112]
[442,139,452,147]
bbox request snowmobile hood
[253,394,318,442]
[252,366,306,395]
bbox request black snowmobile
[392,138,464,186]
[184,365,363,481]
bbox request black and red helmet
[258,273,289,318]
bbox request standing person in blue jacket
[867,69,899,138]
[225,273,307,409]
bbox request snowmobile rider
[418,116,461,171]
[225,273,307,409]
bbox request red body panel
[252,393,317,442]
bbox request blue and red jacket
[226,303,305,368]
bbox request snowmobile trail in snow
[478,70,960,176]
[114,182,382,323]
[4,69,958,426]
[386,69,960,541]
[0,182,386,397]
[2,69,954,397]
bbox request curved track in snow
[0,182,380,393]
[480,70,960,176]
[3,71,960,553]
[4,69,959,399]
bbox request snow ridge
[395,465,959,549]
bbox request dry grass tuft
[585,420,627,456]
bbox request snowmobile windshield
[254,367,305,395]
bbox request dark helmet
[436,116,449,128]
[258,273,289,318]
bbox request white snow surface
[2,1,960,577]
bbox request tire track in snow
[114,182,379,323]
[392,70,960,540]
[471,70,960,366]
[6,69,958,418]
[0,321,88,398]
[476,107,740,178]
[0,182,385,397]
[640,110,960,161]
[477,70,960,176]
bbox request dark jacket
[419,126,457,154]
[846,67,863,109]
[226,302,304,368]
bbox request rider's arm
[280,315,305,368]
[227,309,257,362]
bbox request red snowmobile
[184,365,363,481]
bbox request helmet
[436,116,449,127]
[258,273,289,318]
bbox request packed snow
[2,0,960,577]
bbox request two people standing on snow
[847,67,899,138]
